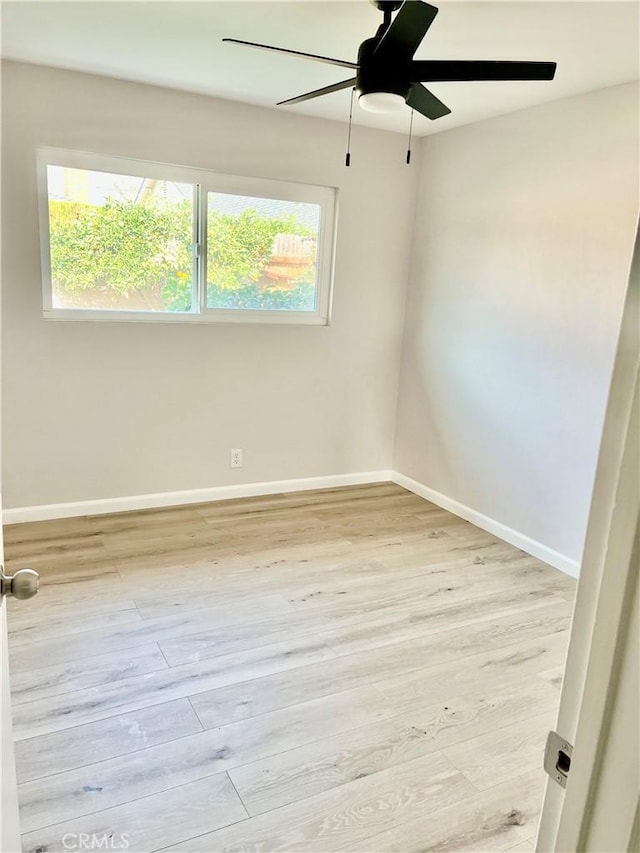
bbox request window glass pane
[206,192,320,312]
[47,166,194,312]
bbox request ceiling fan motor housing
[356,38,410,100]
[370,1,403,11]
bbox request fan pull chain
[406,109,414,164]
[345,87,355,167]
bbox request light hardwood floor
[3,483,576,853]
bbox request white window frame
[37,148,337,325]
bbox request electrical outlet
[230,448,243,469]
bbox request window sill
[42,309,330,326]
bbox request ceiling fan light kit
[224,0,557,159]
[359,92,405,113]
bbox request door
[536,225,639,851]
[1,516,19,851]
[1,583,20,852]
[1,285,40,851]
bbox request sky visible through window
[47,166,192,205]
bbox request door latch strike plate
[544,730,573,789]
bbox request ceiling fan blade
[277,78,357,107]
[406,84,451,120]
[222,38,358,70]
[374,1,439,59]
[410,60,557,82]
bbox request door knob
[1,567,40,600]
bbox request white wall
[1,61,417,508]
[393,82,639,564]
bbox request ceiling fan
[223,0,557,121]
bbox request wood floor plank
[324,591,568,658]
[85,504,209,530]
[115,537,353,584]
[355,771,543,852]
[4,557,116,585]
[200,497,425,530]
[7,570,124,602]
[538,665,564,690]
[228,680,559,816]
[7,607,142,644]
[7,593,298,673]
[3,515,96,545]
[377,631,569,715]
[162,752,474,853]
[116,529,569,616]
[127,544,380,613]
[3,531,107,563]
[443,713,554,791]
[17,684,395,832]
[21,772,247,853]
[350,531,530,566]
[324,513,449,543]
[8,585,131,625]
[15,698,203,784]
[506,838,537,852]
[133,585,297,621]
[91,511,210,542]
[157,583,565,668]
[186,629,568,746]
[192,505,327,533]
[10,643,168,705]
[192,483,408,520]
[7,596,139,637]
[188,602,568,731]
[11,634,337,739]
[104,513,346,565]
[109,526,352,572]
[262,556,569,619]
[156,592,392,667]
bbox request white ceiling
[1,1,638,136]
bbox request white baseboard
[2,467,580,578]
[2,470,393,524]
[392,472,580,579]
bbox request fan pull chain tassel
[406,109,414,164]
[345,87,355,167]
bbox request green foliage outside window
[48,197,317,312]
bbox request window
[37,149,336,324]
